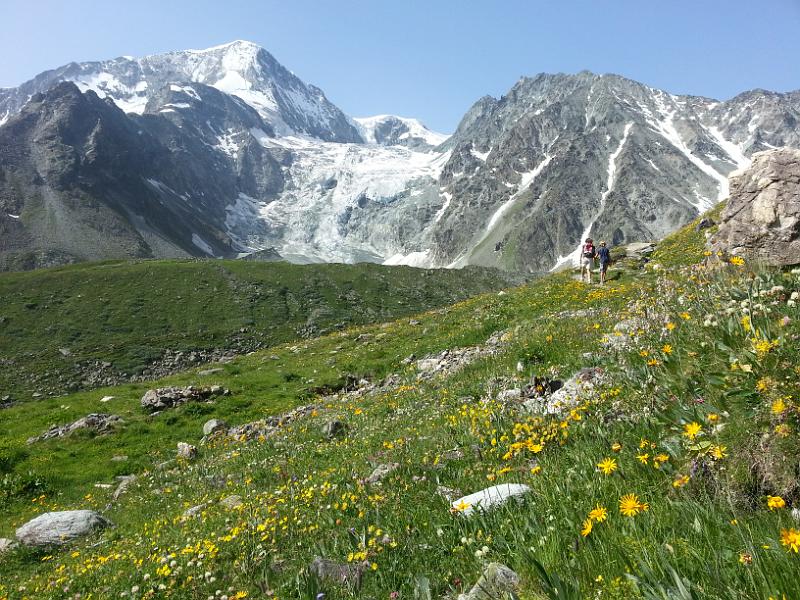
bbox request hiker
[597,240,611,284]
[580,237,596,283]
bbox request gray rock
[182,503,210,519]
[112,475,137,500]
[27,413,123,444]
[110,455,128,462]
[309,556,367,588]
[695,217,716,231]
[322,419,348,440]
[177,442,198,460]
[364,463,399,485]
[220,495,243,509]
[15,510,112,547]
[198,368,223,376]
[0,537,18,554]
[496,388,522,403]
[523,367,604,415]
[58,347,72,357]
[141,386,226,412]
[710,148,800,266]
[203,418,228,436]
[458,563,520,600]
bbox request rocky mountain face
[1,42,799,271]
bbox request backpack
[583,243,595,258]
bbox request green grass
[0,259,512,400]
[2,220,800,599]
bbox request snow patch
[383,249,432,267]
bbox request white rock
[451,484,531,516]
[16,510,112,546]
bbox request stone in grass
[322,419,348,440]
[220,495,243,509]
[309,556,368,588]
[177,442,198,460]
[203,418,228,436]
[451,484,531,517]
[0,538,18,554]
[16,510,112,547]
[458,563,520,600]
[364,463,399,485]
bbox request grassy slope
[0,260,511,400]
[2,216,800,599]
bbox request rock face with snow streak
[709,148,800,266]
[2,41,799,271]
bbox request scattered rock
[415,331,509,380]
[309,556,367,588]
[0,538,18,555]
[140,385,228,412]
[496,388,522,403]
[58,347,72,357]
[110,455,128,462]
[203,418,228,436]
[322,419,348,440]
[451,484,531,517]
[198,368,224,376]
[437,485,462,502]
[364,463,399,485]
[99,395,115,403]
[523,367,604,415]
[710,148,800,266]
[227,404,316,441]
[458,563,520,600]
[220,495,243,509]
[177,442,198,460]
[27,413,124,444]
[16,510,112,547]
[112,475,137,501]
[408,319,421,326]
[183,503,211,519]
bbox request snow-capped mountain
[1,42,799,272]
[354,115,450,150]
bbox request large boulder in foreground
[709,148,800,266]
[16,510,112,546]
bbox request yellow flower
[772,398,787,415]
[597,457,618,475]
[781,528,800,553]
[710,445,728,460]
[647,358,660,366]
[741,315,751,332]
[530,465,542,475]
[662,344,672,354]
[611,442,622,452]
[683,422,702,440]
[666,322,676,331]
[581,518,593,537]
[679,312,691,320]
[730,256,745,266]
[636,453,649,465]
[619,494,646,517]
[707,413,720,423]
[588,505,608,523]
[767,495,786,510]
[639,350,649,357]
[738,552,752,565]
[775,424,791,437]
[672,475,690,488]
[452,499,471,513]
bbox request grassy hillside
[0,259,512,401]
[2,218,800,599]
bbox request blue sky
[2,0,799,132]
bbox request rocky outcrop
[458,563,520,600]
[710,148,800,266]
[523,367,604,415]
[16,510,112,547]
[27,413,123,444]
[141,386,228,412]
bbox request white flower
[791,291,799,300]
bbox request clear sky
[2,0,799,132]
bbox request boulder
[177,442,198,460]
[709,148,800,266]
[220,495,243,509]
[458,563,520,600]
[16,510,111,547]
[27,413,123,444]
[496,388,522,403]
[451,484,531,517]
[695,217,716,231]
[112,475,136,501]
[203,418,228,436]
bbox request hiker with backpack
[597,240,611,284]
[580,238,596,283]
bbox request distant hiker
[597,240,611,284]
[580,237,596,283]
